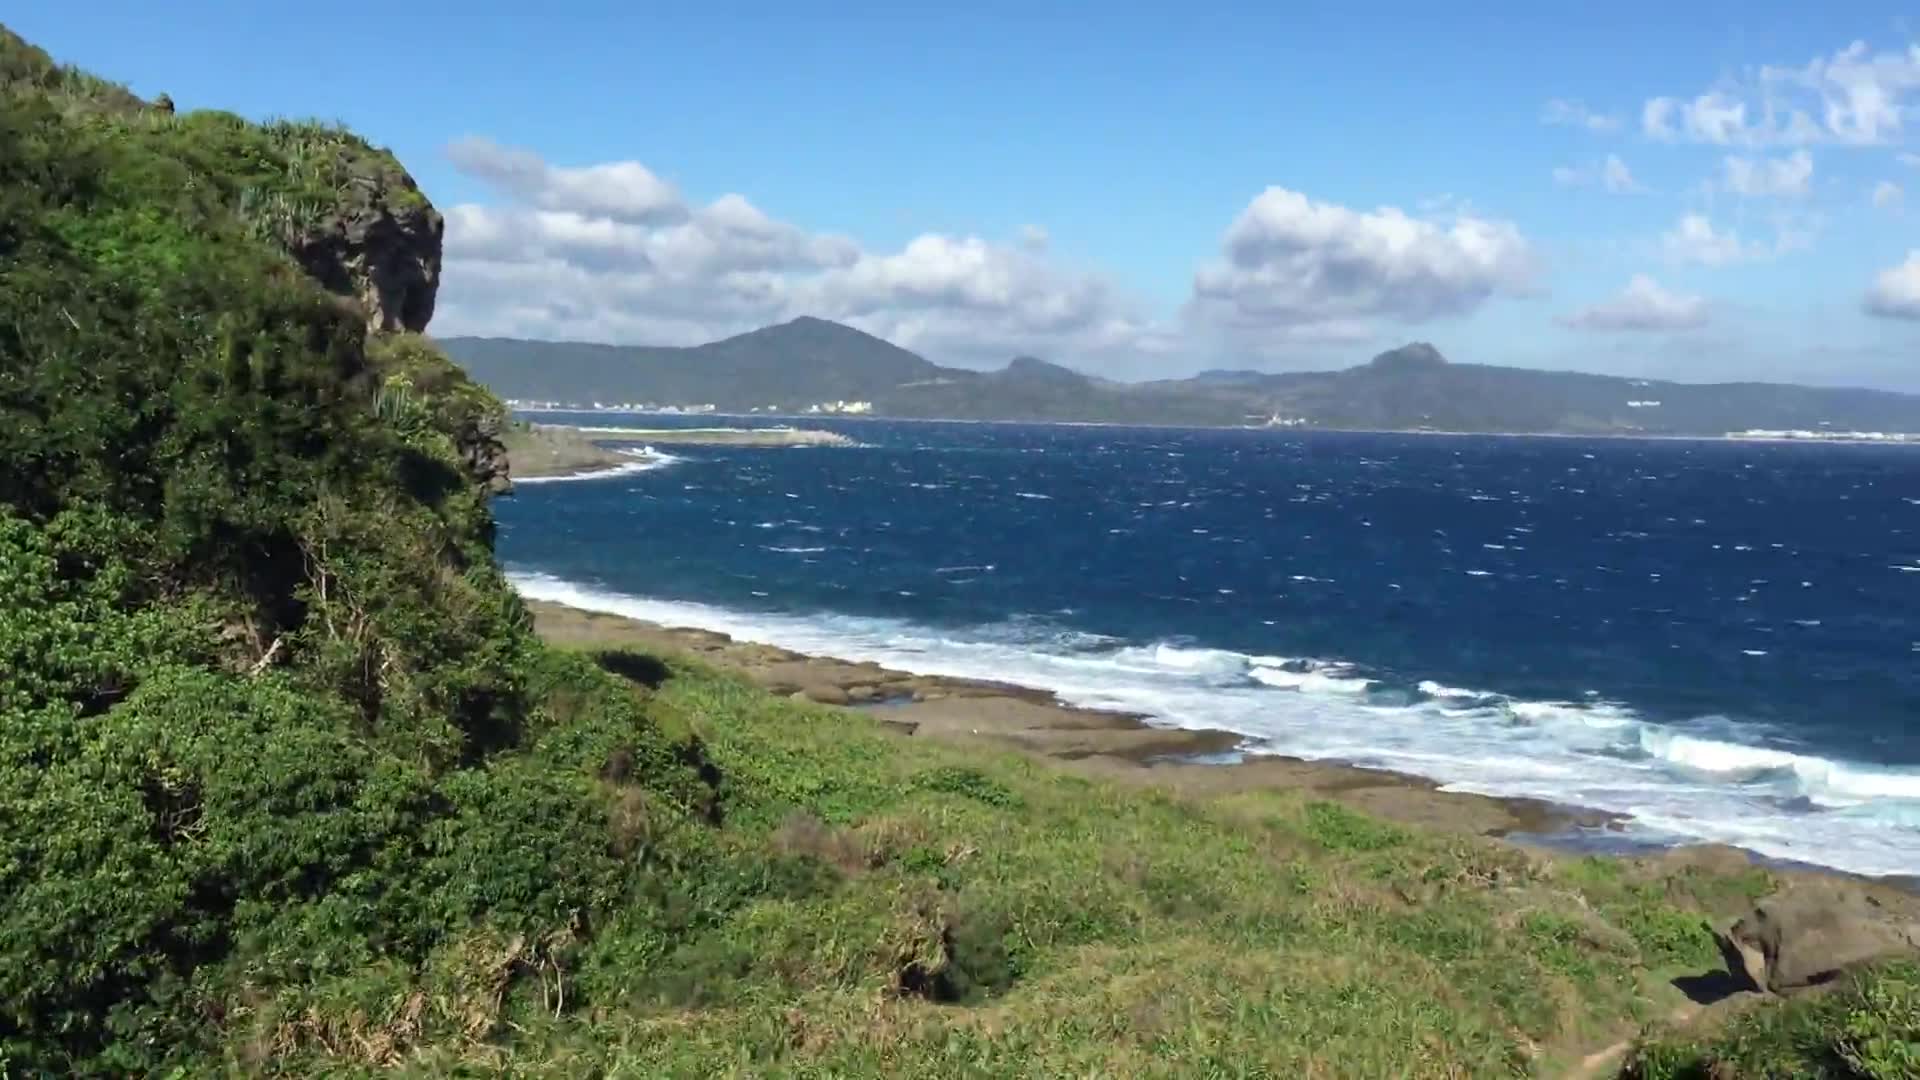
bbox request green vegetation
[1624,961,1920,1079]
[1,24,1914,1077]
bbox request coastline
[529,597,1920,896]
[506,423,852,481]
[503,424,654,479]
[514,408,1920,445]
[532,422,855,447]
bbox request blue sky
[12,2,1920,388]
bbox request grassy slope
[379,646,1772,1078]
[2,24,1914,1078]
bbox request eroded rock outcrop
[462,407,513,496]
[289,163,443,335]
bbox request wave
[508,571,1920,878]
[1638,728,1920,804]
[514,448,682,486]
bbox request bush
[0,28,713,1072]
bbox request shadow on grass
[1670,932,1761,1006]
[595,649,672,689]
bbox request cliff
[286,156,444,333]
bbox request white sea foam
[1416,680,1492,701]
[509,572,1920,878]
[1248,659,1374,695]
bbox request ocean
[500,413,1920,878]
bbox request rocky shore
[553,424,856,447]
[529,600,1623,840]
[528,599,1920,901]
[506,423,855,479]
[503,425,651,479]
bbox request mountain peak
[1000,355,1084,382]
[1365,342,1448,374]
[719,315,918,356]
[760,315,880,340]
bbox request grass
[1623,961,1920,1079]
[298,642,1810,1078]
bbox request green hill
[444,328,1920,436]
[2,25,1914,1077]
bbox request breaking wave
[510,571,1920,878]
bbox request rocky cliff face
[290,165,443,334]
[464,408,513,496]
[290,155,503,494]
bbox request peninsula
[504,422,853,480]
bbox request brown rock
[798,684,851,706]
[1719,883,1920,993]
[846,685,878,703]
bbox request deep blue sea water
[500,413,1920,877]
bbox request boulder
[1718,883,1920,993]
[846,685,878,703]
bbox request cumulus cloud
[1553,154,1646,193]
[1864,251,1920,318]
[436,138,1164,367]
[1559,275,1708,331]
[446,136,686,223]
[1185,187,1535,344]
[1721,150,1814,196]
[1873,180,1905,209]
[1643,41,1920,146]
[1541,98,1623,133]
[1661,214,1767,266]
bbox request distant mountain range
[439,318,1920,436]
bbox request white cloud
[1018,224,1050,251]
[446,136,685,223]
[1873,180,1905,209]
[1553,153,1646,193]
[1541,98,1624,133]
[1559,275,1709,331]
[1643,41,1920,146]
[1721,150,1814,196]
[1661,214,1767,266]
[1864,251,1920,318]
[436,139,1163,367]
[1186,187,1535,343]
[1900,152,1920,168]
[1602,154,1645,193]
